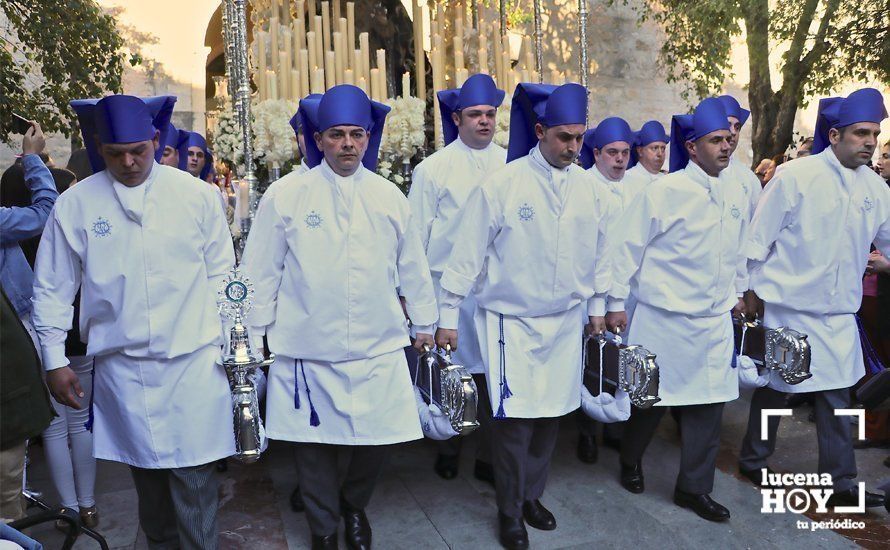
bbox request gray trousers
[620,402,725,495]
[739,386,856,491]
[294,443,390,536]
[576,410,625,440]
[490,416,560,518]
[436,373,493,462]
[129,463,219,550]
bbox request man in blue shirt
[0,120,58,522]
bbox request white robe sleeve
[32,209,82,371]
[746,175,796,264]
[240,194,289,346]
[874,184,890,257]
[592,190,619,316]
[396,211,439,328]
[407,163,439,251]
[735,198,751,296]
[201,187,236,312]
[608,188,661,304]
[438,186,500,329]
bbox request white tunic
[32,163,236,468]
[409,138,506,373]
[439,145,614,418]
[610,161,749,406]
[748,147,890,393]
[241,161,438,444]
[721,157,762,219]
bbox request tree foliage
[619,0,889,162]
[0,0,132,145]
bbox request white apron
[627,302,738,407]
[266,349,422,445]
[475,304,584,419]
[92,344,234,468]
[763,302,862,394]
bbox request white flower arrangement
[211,101,245,168]
[377,158,405,186]
[494,94,511,149]
[379,96,426,161]
[252,98,299,166]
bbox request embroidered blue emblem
[91,217,112,237]
[518,203,535,221]
[730,205,741,220]
[305,210,323,229]
[863,197,874,212]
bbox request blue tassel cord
[294,359,320,426]
[495,313,512,419]
[85,359,96,432]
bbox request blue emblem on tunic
[91,217,112,237]
[730,205,741,220]
[305,210,323,229]
[518,203,535,222]
[863,197,873,212]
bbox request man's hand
[46,366,84,409]
[435,328,458,351]
[585,316,606,336]
[743,290,764,320]
[867,251,890,275]
[22,121,45,157]
[414,332,435,352]
[605,311,627,334]
[732,297,747,320]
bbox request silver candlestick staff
[533,0,544,83]
[578,0,589,124]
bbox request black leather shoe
[473,460,495,486]
[311,534,339,550]
[290,486,305,512]
[497,512,529,550]
[738,466,775,486]
[434,453,459,480]
[826,488,885,508]
[619,461,644,494]
[215,458,228,473]
[341,498,372,550]
[521,499,556,531]
[673,489,730,522]
[576,434,598,464]
[884,456,890,469]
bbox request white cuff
[587,296,606,317]
[606,298,625,313]
[414,324,435,336]
[42,344,69,371]
[438,305,460,330]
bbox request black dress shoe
[215,458,228,472]
[884,455,890,469]
[311,534,339,550]
[290,486,305,512]
[826,488,885,508]
[576,434,598,464]
[473,460,495,486]
[434,453,459,480]
[619,461,644,494]
[497,512,529,550]
[738,466,775,486]
[521,499,556,531]
[341,499,372,550]
[673,489,730,522]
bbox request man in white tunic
[408,73,506,482]
[738,88,889,508]
[33,94,235,549]
[579,116,647,210]
[575,116,637,463]
[626,120,669,184]
[241,85,438,550]
[606,97,748,522]
[436,83,612,550]
[717,95,761,218]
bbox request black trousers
[294,443,390,536]
[436,373,493,462]
[490,416,560,518]
[620,402,725,495]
